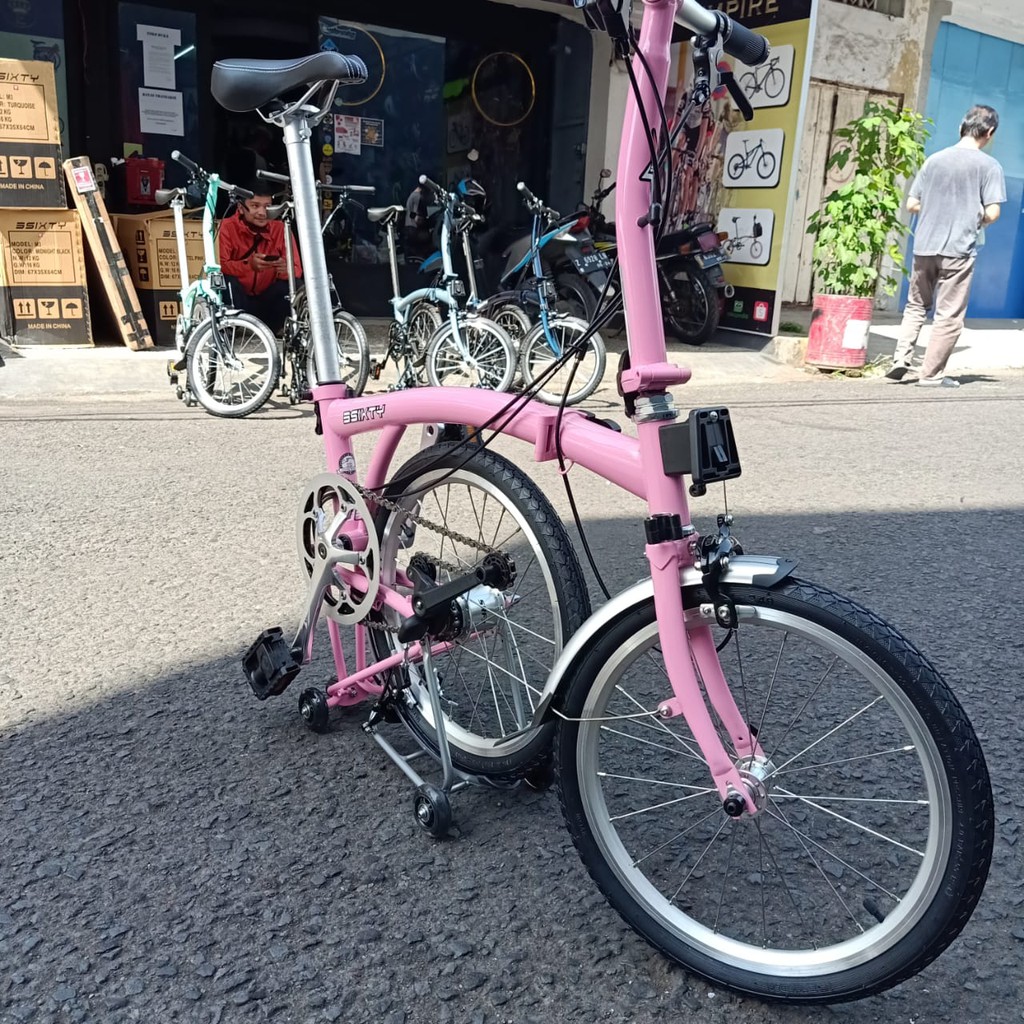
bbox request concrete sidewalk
[1,308,1020,402]
[776,305,1024,374]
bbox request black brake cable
[552,40,668,602]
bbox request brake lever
[718,59,754,122]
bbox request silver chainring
[296,474,381,625]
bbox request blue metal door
[916,23,1024,317]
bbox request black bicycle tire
[185,312,280,418]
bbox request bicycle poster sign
[666,0,817,335]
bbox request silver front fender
[530,554,797,724]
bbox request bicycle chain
[350,480,505,633]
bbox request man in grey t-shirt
[888,105,1005,388]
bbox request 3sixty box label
[0,59,65,207]
[342,405,386,424]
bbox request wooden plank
[62,156,154,351]
[793,82,838,304]
[781,83,827,303]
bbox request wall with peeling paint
[812,0,935,105]
[947,0,1024,46]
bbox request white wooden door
[781,81,901,305]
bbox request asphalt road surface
[2,374,1023,1024]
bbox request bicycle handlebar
[258,167,374,198]
[419,174,444,194]
[172,150,252,199]
[171,150,199,174]
[517,181,560,221]
[256,168,290,184]
[675,0,769,66]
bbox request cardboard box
[0,208,91,346]
[113,209,212,346]
[0,60,66,207]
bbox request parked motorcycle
[587,170,733,345]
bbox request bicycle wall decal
[732,44,794,110]
[723,128,785,188]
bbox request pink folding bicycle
[216,0,992,1003]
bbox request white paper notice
[139,88,184,136]
[137,25,181,91]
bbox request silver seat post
[281,108,341,384]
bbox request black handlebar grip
[257,168,290,183]
[171,150,199,174]
[345,185,375,194]
[719,16,770,66]
[419,174,442,193]
[516,181,538,204]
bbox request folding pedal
[242,627,302,700]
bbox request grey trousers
[892,254,975,379]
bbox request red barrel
[805,293,872,370]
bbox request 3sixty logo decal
[342,404,386,425]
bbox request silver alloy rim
[427,320,514,391]
[575,605,952,976]
[522,316,603,402]
[191,314,277,412]
[306,312,367,388]
[377,467,563,758]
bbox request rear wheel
[554,272,598,322]
[305,309,370,395]
[556,579,993,1002]
[371,442,591,780]
[185,312,280,418]
[662,263,719,345]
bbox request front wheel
[185,312,280,418]
[425,316,516,391]
[662,263,719,345]
[305,309,370,396]
[518,316,606,406]
[555,579,993,1002]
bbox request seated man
[219,183,300,333]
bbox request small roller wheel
[413,784,451,838]
[175,387,184,401]
[298,687,330,734]
[522,753,555,792]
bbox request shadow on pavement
[2,506,1021,1024]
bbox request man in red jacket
[219,183,301,333]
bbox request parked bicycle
[367,177,516,391]
[725,135,777,182]
[217,0,991,1005]
[160,152,279,418]
[422,179,607,403]
[256,169,371,400]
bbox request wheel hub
[735,754,777,813]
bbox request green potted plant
[805,100,930,369]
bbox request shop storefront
[51,0,593,320]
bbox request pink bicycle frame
[307,0,760,810]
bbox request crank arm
[292,543,363,662]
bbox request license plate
[572,251,612,274]
[696,252,726,270]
